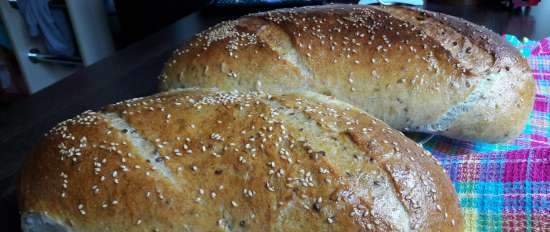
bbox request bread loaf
[159,4,535,143]
[19,89,462,231]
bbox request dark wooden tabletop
[1,2,548,230]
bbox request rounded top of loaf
[19,89,463,231]
[159,4,535,143]
[162,4,528,80]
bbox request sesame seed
[211,133,224,141]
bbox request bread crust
[160,4,535,143]
[19,89,463,231]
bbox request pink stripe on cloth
[531,150,550,181]
[531,38,550,55]
[533,96,549,112]
[503,151,529,182]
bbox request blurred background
[0,0,548,102]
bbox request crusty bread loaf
[19,89,462,231]
[159,4,535,143]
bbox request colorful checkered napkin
[419,35,550,231]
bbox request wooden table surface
[1,2,548,230]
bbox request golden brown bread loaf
[160,4,535,143]
[19,89,463,231]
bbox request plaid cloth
[418,36,550,232]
